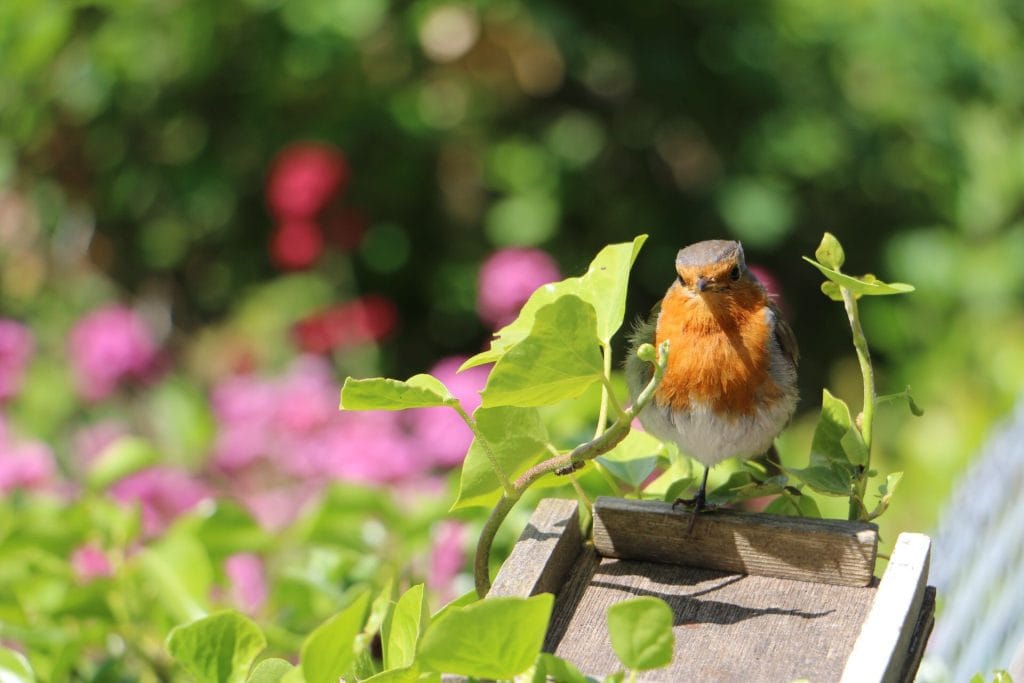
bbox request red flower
[270,219,324,270]
[266,143,349,220]
[293,295,398,354]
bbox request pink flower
[68,306,158,401]
[408,356,489,468]
[428,521,467,602]
[71,543,113,582]
[266,143,349,221]
[477,248,561,328]
[270,218,325,271]
[109,467,211,537]
[0,320,33,402]
[224,553,267,615]
[0,428,56,495]
[71,420,128,472]
[310,412,419,483]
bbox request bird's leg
[672,467,710,535]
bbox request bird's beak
[696,276,708,292]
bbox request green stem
[474,341,669,596]
[841,288,874,521]
[595,342,612,438]
[453,403,514,497]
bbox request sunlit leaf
[462,236,646,369]
[167,611,266,683]
[300,590,371,683]
[339,374,456,411]
[381,584,427,670]
[869,471,903,521]
[877,386,924,417]
[606,597,674,671]
[530,653,591,683]
[0,646,35,683]
[87,437,160,490]
[597,429,666,488]
[480,295,603,408]
[804,257,915,296]
[247,658,295,683]
[814,232,845,270]
[452,406,549,510]
[418,594,553,680]
[786,465,852,497]
[763,490,822,518]
[363,667,420,683]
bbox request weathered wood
[841,532,932,683]
[592,496,878,586]
[900,586,936,683]
[546,550,878,682]
[488,498,582,598]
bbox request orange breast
[654,285,780,416]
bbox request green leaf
[301,590,371,683]
[431,590,477,621]
[708,471,787,505]
[597,429,666,488]
[87,437,160,490]
[138,530,213,622]
[480,295,603,408]
[820,281,845,302]
[810,390,861,467]
[787,465,852,496]
[606,597,674,671]
[579,235,648,344]
[363,667,420,683]
[418,594,554,679]
[247,658,295,683]
[814,232,845,270]
[531,653,591,683]
[642,448,695,500]
[452,406,549,510]
[462,236,647,369]
[382,584,427,670]
[763,490,822,518]
[877,386,924,417]
[868,471,903,521]
[339,375,456,411]
[0,646,35,683]
[167,611,267,683]
[803,257,915,296]
[840,428,869,467]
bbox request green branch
[474,340,669,597]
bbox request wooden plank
[488,498,582,598]
[547,554,878,682]
[840,532,931,683]
[592,497,878,587]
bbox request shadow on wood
[490,497,935,683]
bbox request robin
[625,239,799,517]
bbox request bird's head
[673,239,759,298]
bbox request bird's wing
[770,300,800,368]
[624,301,661,402]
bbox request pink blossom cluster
[109,467,212,538]
[477,248,561,329]
[0,416,56,495]
[0,319,33,402]
[209,354,488,530]
[68,305,159,401]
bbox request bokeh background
[3,0,1024,679]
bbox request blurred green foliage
[3,0,1024,663]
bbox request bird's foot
[672,493,716,535]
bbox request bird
[625,239,799,519]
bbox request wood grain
[840,532,932,682]
[592,496,878,586]
[488,497,582,598]
[547,551,878,682]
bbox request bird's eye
[729,265,742,281]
